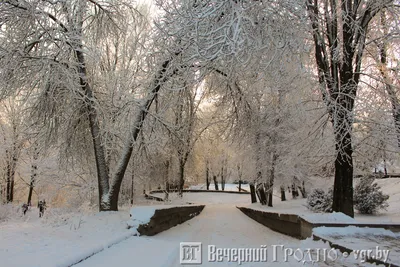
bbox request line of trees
[0,0,399,217]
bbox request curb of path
[67,230,138,267]
[68,204,205,266]
[313,234,400,267]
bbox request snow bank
[0,208,138,267]
[313,226,400,266]
[300,237,381,267]
[127,206,158,229]
[52,230,138,267]
[302,212,356,224]
[313,225,400,238]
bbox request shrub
[306,188,332,212]
[0,204,20,222]
[354,178,389,214]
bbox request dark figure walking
[22,203,28,215]
[38,200,46,218]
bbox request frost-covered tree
[0,0,166,210]
[307,188,333,213]
[306,0,395,217]
[0,97,28,203]
[354,177,389,214]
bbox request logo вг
[180,242,202,264]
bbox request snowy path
[75,204,303,267]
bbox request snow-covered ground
[1,179,398,267]
[75,204,303,267]
[154,191,250,205]
[190,183,250,192]
[75,203,377,267]
[0,206,139,267]
[313,226,400,265]
[241,178,400,224]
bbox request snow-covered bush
[306,188,332,213]
[354,178,389,214]
[0,204,20,222]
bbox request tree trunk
[27,145,39,206]
[332,121,354,217]
[267,182,273,207]
[206,161,210,190]
[220,165,225,191]
[264,182,270,205]
[130,163,134,205]
[164,160,170,200]
[6,151,17,203]
[9,179,14,203]
[267,153,277,207]
[299,181,306,198]
[237,164,242,192]
[291,183,298,199]
[72,2,180,210]
[76,33,175,210]
[75,23,110,210]
[27,166,37,206]
[213,175,219,190]
[6,163,11,203]
[306,0,383,218]
[250,183,257,203]
[256,184,267,205]
[178,159,185,197]
[280,186,286,201]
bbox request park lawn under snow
[313,226,400,265]
[0,199,215,267]
[241,178,400,224]
[0,198,177,267]
[1,180,399,267]
[0,207,138,267]
[73,193,380,267]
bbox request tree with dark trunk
[256,183,268,205]
[27,145,39,206]
[213,175,219,191]
[5,143,19,203]
[206,161,210,190]
[280,186,286,201]
[250,183,257,203]
[237,164,243,192]
[0,1,176,211]
[220,157,227,191]
[267,153,278,207]
[1,103,23,204]
[164,160,170,201]
[292,183,299,199]
[299,181,307,198]
[130,167,134,206]
[306,0,393,217]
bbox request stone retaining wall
[237,206,400,239]
[137,205,205,236]
[237,207,302,238]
